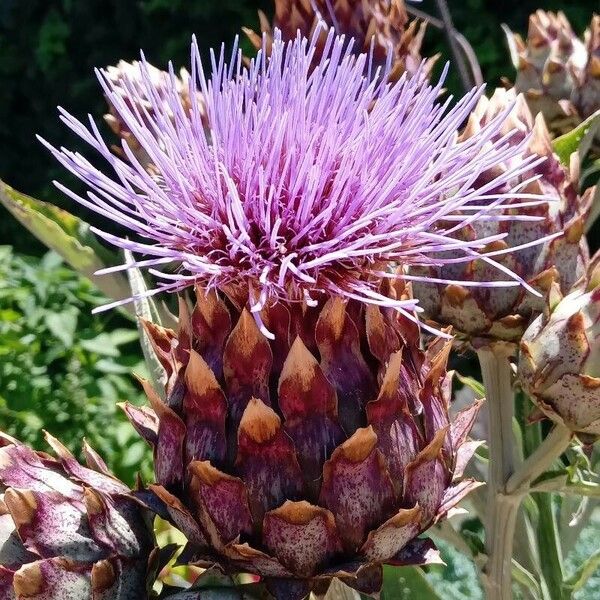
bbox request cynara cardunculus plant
[38,29,552,598]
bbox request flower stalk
[478,343,573,599]
[506,425,572,495]
[477,344,518,600]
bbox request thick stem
[485,493,521,600]
[477,345,517,600]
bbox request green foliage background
[0,246,152,484]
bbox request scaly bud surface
[122,288,483,598]
[0,433,154,599]
[412,88,594,346]
[520,258,600,438]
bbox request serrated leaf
[44,306,78,347]
[552,110,600,166]
[0,179,132,313]
[380,565,442,600]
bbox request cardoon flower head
[42,29,548,336]
[36,29,553,598]
[0,432,154,598]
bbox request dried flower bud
[245,0,437,79]
[505,11,599,136]
[412,88,594,346]
[103,59,206,169]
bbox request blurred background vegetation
[0,1,598,595]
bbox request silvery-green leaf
[0,180,132,313]
[563,549,600,595]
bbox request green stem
[506,421,571,600]
[506,425,572,495]
[535,492,564,598]
[477,345,517,600]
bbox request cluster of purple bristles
[41,28,552,337]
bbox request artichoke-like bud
[122,288,482,599]
[519,281,600,438]
[0,433,154,599]
[103,60,206,168]
[504,11,595,135]
[412,88,594,346]
[572,15,600,119]
[245,0,436,79]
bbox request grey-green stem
[506,425,572,495]
[477,345,517,600]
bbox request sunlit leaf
[552,110,600,167]
[0,179,132,313]
[455,373,485,399]
[380,565,442,599]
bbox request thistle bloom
[43,29,549,336]
[38,30,550,598]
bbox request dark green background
[0,0,596,252]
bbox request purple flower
[41,29,549,336]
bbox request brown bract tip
[239,398,281,444]
[185,349,221,396]
[92,559,117,592]
[267,500,331,527]
[281,336,317,385]
[337,426,378,463]
[188,460,236,486]
[444,285,470,308]
[4,488,37,527]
